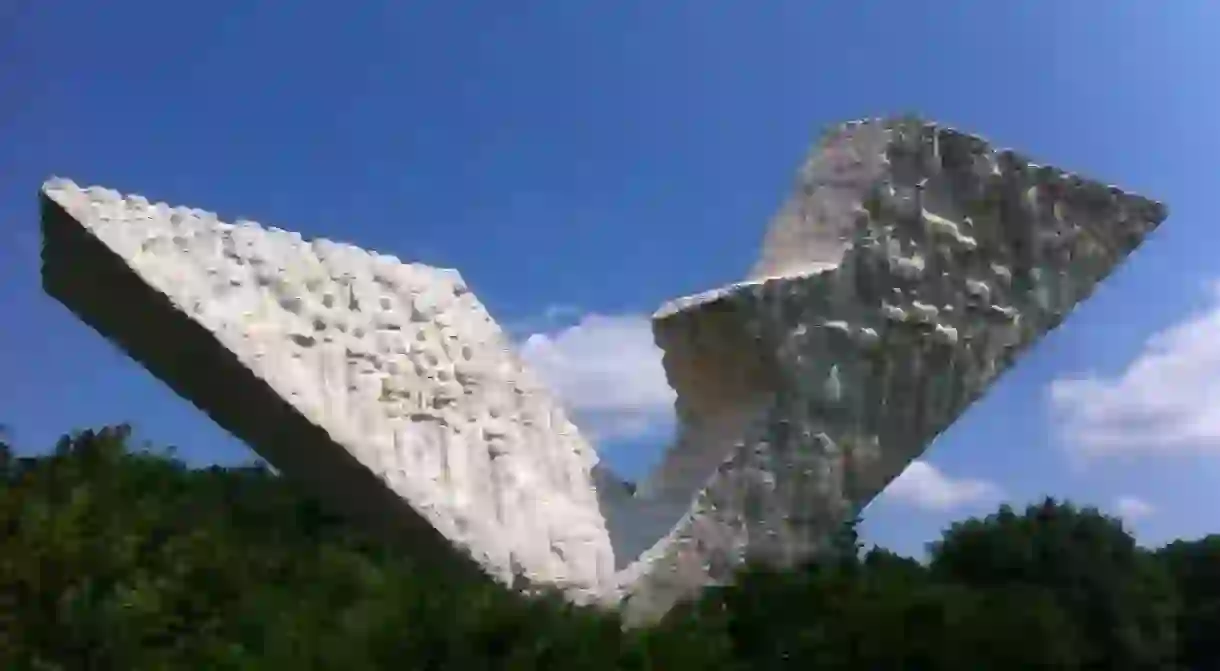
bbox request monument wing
[39,180,617,600]
[619,117,1167,621]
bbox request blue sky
[3,2,1220,559]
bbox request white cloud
[1114,495,1155,520]
[516,312,676,441]
[882,460,1003,511]
[503,303,582,337]
[1049,281,1220,457]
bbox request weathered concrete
[39,180,617,602]
[617,116,1167,622]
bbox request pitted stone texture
[620,116,1167,622]
[39,179,616,598]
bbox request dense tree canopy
[1,424,1217,669]
[929,499,1180,670]
[1156,534,1220,670]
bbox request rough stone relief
[38,115,1168,624]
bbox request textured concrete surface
[616,116,1168,623]
[39,180,617,600]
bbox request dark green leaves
[1,427,1214,669]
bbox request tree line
[2,424,1218,669]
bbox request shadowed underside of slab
[618,116,1168,623]
[39,181,616,600]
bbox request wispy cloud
[516,312,676,442]
[1049,281,1220,457]
[1114,495,1156,520]
[881,461,1003,511]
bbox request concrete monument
[39,116,1167,623]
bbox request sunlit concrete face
[38,116,1167,624]
[615,117,1167,622]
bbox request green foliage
[1,425,1216,669]
[929,498,1180,670]
[1156,535,1220,670]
